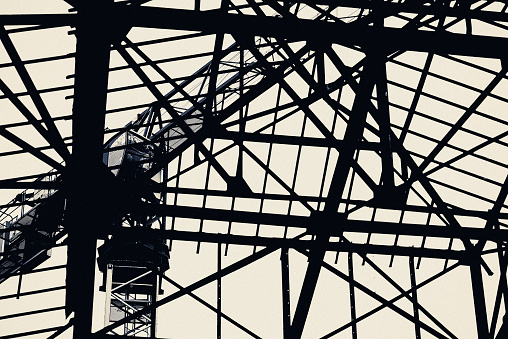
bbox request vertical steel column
[374,54,394,190]
[409,256,421,339]
[281,247,291,339]
[348,252,358,339]
[65,1,112,338]
[371,0,395,194]
[150,268,157,337]
[217,242,222,339]
[470,255,490,339]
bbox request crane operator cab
[97,234,169,335]
[98,129,170,336]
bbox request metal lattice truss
[0,0,508,338]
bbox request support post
[217,242,222,339]
[281,247,291,339]
[65,1,112,338]
[348,252,358,339]
[409,256,421,339]
[470,255,489,339]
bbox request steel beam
[348,252,358,339]
[288,49,377,337]
[3,5,508,58]
[64,1,113,338]
[281,248,291,339]
[470,256,489,339]
[409,256,421,339]
[127,6,508,58]
[109,227,466,260]
[217,242,222,339]
[142,203,508,242]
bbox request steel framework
[0,0,507,338]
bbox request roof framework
[0,0,507,338]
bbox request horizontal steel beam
[148,185,508,219]
[116,227,465,259]
[0,286,65,301]
[142,203,508,241]
[216,130,382,150]
[1,8,508,58]
[128,7,508,58]
[298,0,508,22]
[0,14,74,26]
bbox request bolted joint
[309,210,346,237]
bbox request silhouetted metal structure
[0,0,507,338]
